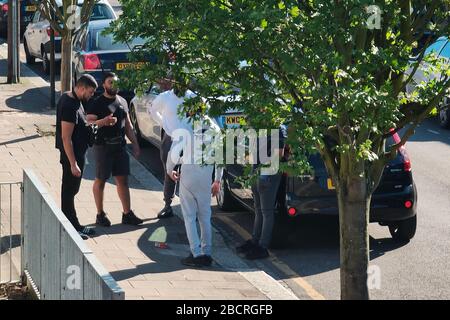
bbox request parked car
[408,36,450,128]
[217,128,417,247]
[129,86,241,147]
[131,88,417,246]
[0,0,37,37]
[23,0,116,74]
[72,19,145,102]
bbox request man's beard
[106,88,118,96]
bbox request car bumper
[285,184,417,222]
[44,39,62,55]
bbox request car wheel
[388,215,417,243]
[24,39,35,64]
[42,49,50,75]
[439,107,450,129]
[129,104,147,147]
[216,172,242,211]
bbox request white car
[129,84,164,148]
[129,85,243,147]
[23,0,116,74]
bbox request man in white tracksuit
[166,115,223,267]
[148,81,194,218]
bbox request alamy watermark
[366,5,382,30]
[66,265,81,290]
[169,121,283,175]
[367,265,381,290]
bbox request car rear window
[90,29,145,51]
[90,4,115,20]
[56,4,114,20]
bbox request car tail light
[82,54,101,71]
[1,3,8,12]
[288,207,297,216]
[390,129,412,172]
[404,200,413,209]
[46,27,60,37]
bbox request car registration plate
[224,115,244,127]
[116,62,145,71]
[327,178,335,190]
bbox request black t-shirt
[87,95,128,144]
[55,92,89,160]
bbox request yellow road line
[216,215,326,300]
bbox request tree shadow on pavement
[0,234,21,255]
[4,87,56,114]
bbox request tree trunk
[337,172,371,300]
[60,33,73,92]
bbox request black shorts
[94,144,130,180]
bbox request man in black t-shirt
[87,72,143,227]
[56,74,117,239]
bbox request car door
[25,9,40,55]
[139,85,162,146]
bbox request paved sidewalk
[0,42,298,300]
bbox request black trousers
[60,152,85,231]
[160,130,176,206]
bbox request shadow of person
[106,216,223,282]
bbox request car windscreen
[90,29,145,51]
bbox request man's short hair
[76,74,98,89]
[102,72,118,84]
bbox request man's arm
[166,137,184,181]
[125,113,141,158]
[87,114,117,128]
[61,121,81,177]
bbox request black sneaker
[157,206,174,219]
[78,231,89,240]
[122,210,143,225]
[96,211,111,227]
[236,239,257,254]
[76,226,95,239]
[198,255,213,267]
[244,245,269,260]
[181,254,207,267]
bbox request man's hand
[169,170,180,182]
[71,163,82,178]
[102,114,117,127]
[132,143,141,158]
[211,181,220,197]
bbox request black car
[0,0,37,37]
[72,19,145,102]
[217,130,417,247]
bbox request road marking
[427,129,440,135]
[216,215,326,300]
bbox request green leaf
[260,19,268,29]
[290,6,300,17]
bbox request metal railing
[0,182,22,285]
[22,169,124,300]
